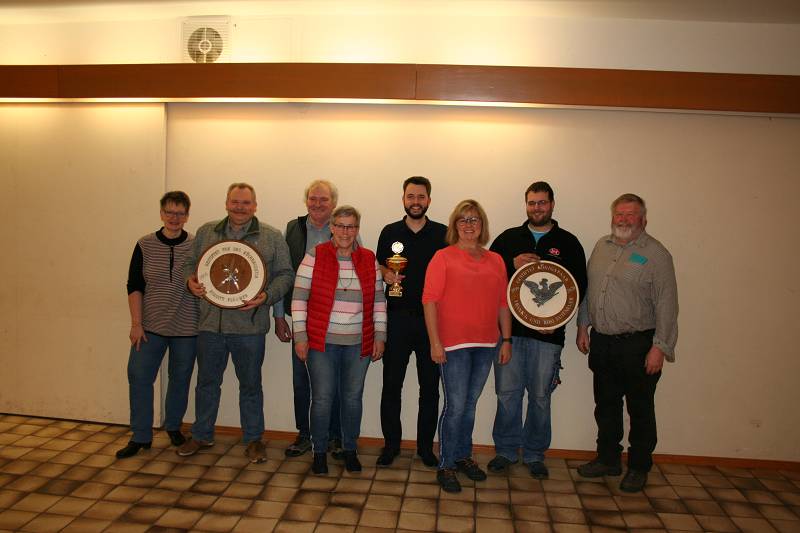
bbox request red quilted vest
[306,241,376,356]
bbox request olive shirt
[577,231,678,361]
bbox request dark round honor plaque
[196,240,267,309]
[507,260,579,331]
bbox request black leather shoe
[487,455,517,473]
[527,461,549,480]
[115,441,151,459]
[376,447,400,467]
[417,449,439,468]
[577,459,622,478]
[620,469,648,492]
[312,452,328,475]
[167,430,186,447]
[343,450,362,472]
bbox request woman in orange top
[422,199,512,493]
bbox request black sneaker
[115,441,151,459]
[343,450,362,472]
[312,452,328,475]
[527,461,549,479]
[487,455,517,473]
[577,459,622,478]
[376,447,400,467]
[417,449,439,468]
[285,435,311,457]
[620,469,648,493]
[166,430,186,447]
[437,468,462,493]
[455,458,487,481]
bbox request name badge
[629,253,648,265]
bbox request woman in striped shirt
[291,205,387,475]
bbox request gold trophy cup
[386,241,408,297]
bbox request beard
[612,223,642,242]
[405,204,429,220]
[528,211,552,227]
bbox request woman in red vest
[423,199,513,493]
[291,205,387,475]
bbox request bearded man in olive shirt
[576,193,678,493]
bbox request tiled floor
[0,415,799,532]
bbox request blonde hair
[445,199,490,246]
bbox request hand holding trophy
[385,241,408,297]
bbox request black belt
[594,329,654,340]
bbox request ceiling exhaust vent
[181,16,232,63]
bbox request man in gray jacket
[179,183,293,463]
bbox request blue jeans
[192,332,266,443]
[292,340,341,441]
[438,346,495,469]
[492,336,562,464]
[307,344,371,453]
[127,333,196,443]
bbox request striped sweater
[127,229,198,337]
[291,245,387,347]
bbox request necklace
[339,265,355,291]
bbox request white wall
[166,102,800,461]
[0,103,166,424]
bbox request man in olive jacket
[179,182,293,464]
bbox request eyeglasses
[456,217,481,226]
[332,223,359,232]
[528,200,550,208]
[162,210,188,218]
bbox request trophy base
[388,285,403,297]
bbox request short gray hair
[332,205,360,225]
[611,193,646,216]
[304,179,338,206]
[227,182,256,200]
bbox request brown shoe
[245,440,267,463]
[176,438,214,457]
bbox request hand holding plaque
[385,241,408,297]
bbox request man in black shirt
[488,181,587,479]
[376,176,447,467]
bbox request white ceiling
[2,0,800,24]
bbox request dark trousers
[379,311,440,452]
[588,329,660,472]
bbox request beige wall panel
[167,103,800,461]
[0,103,166,424]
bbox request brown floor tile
[513,520,553,532]
[39,478,82,495]
[643,484,679,499]
[779,492,800,506]
[273,519,315,532]
[10,492,61,512]
[475,517,516,532]
[192,479,231,495]
[236,469,271,484]
[0,509,38,529]
[581,495,618,511]
[402,496,436,514]
[758,504,799,520]
[731,515,780,532]
[83,500,131,520]
[222,481,264,499]
[0,489,26,508]
[510,490,546,506]
[509,477,543,491]
[622,511,663,528]
[19,513,74,532]
[248,499,288,518]
[730,476,767,490]
[288,489,327,507]
[6,474,49,492]
[122,503,168,523]
[0,460,39,475]
[694,514,739,532]
[437,514,475,532]
[155,507,203,528]
[545,493,582,508]
[512,504,548,522]
[154,476,195,491]
[649,497,688,513]
[320,505,361,525]
[19,449,61,462]
[232,515,279,532]
[586,510,625,528]
[194,511,242,531]
[684,498,725,515]
[476,488,510,504]
[721,500,763,517]
[59,516,111,532]
[359,508,398,528]
[672,485,712,500]
[710,487,748,502]
[397,511,437,531]
[330,492,367,508]
[212,495,254,514]
[476,501,511,519]
[405,482,439,499]
[370,480,406,495]
[657,511,702,530]
[772,519,800,533]
[92,468,131,484]
[613,495,653,512]
[575,481,611,496]
[301,475,340,491]
[550,507,586,524]
[70,481,114,499]
[105,485,148,503]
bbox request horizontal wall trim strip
[1,63,799,113]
